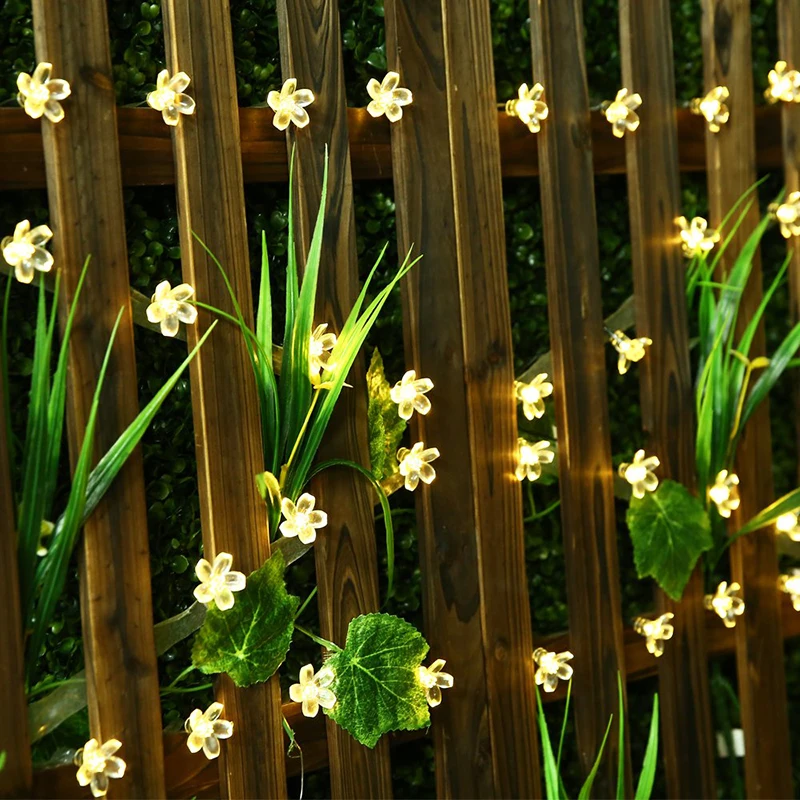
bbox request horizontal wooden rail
[0,105,784,190]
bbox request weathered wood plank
[0,106,787,190]
[30,2,166,796]
[274,1,394,796]
[700,1,793,796]
[160,2,287,797]
[619,2,716,796]
[528,1,629,794]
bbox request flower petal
[90,772,109,798]
[296,493,315,514]
[385,103,403,123]
[393,87,413,105]
[289,683,304,703]
[214,587,235,611]
[317,688,336,709]
[47,79,71,100]
[29,224,53,245]
[104,756,126,779]
[382,72,400,92]
[16,72,31,94]
[308,510,327,528]
[213,552,233,576]
[196,558,213,583]
[176,93,196,115]
[177,303,198,324]
[31,247,54,272]
[413,395,431,415]
[213,719,234,739]
[290,106,310,128]
[203,736,221,759]
[293,89,315,107]
[302,697,319,717]
[33,62,52,84]
[367,99,385,118]
[224,570,246,592]
[169,72,191,93]
[43,99,65,124]
[187,730,204,753]
[298,526,317,545]
[14,261,35,284]
[163,105,181,126]
[398,399,414,420]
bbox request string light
[193,552,246,611]
[608,329,652,375]
[309,323,337,386]
[290,664,337,718]
[505,83,549,133]
[515,438,554,482]
[779,570,800,610]
[17,62,71,123]
[397,442,440,491]
[185,702,233,760]
[390,370,433,420]
[267,78,315,130]
[514,373,553,420]
[602,88,642,138]
[146,69,196,126]
[676,215,720,257]
[708,470,740,518]
[418,659,454,707]
[146,280,198,338]
[776,510,800,541]
[366,72,413,122]
[618,449,660,499]
[690,86,730,132]
[279,493,328,545]
[768,193,800,239]
[765,61,800,103]
[533,648,573,692]
[1,219,54,284]
[74,738,126,798]
[633,613,674,657]
[704,581,745,628]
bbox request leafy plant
[366,348,406,481]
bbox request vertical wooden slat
[385,0,541,796]
[700,1,793,796]
[274,2,394,797]
[161,2,287,797]
[0,378,31,797]
[528,1,630,794]
[31,3,166,796]
[619,2,717,797]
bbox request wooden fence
[0,0,798,797]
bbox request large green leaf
[324,613,430,748]
[366,348,406,482]
[192,551,299,687]
[627,479,713,600]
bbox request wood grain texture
[0,377,32,797]
[274,1,393,797]
[701,1,793,796]
[529,1,629,794]
[30,2,165,796]
[0,105,787,190]
[619,2,716,796]
[161,2,287,797]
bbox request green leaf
[578,715,613,800]
[323,613,430,748]
[536,687,561,800]
[634,694,659,800]
[192,550,299,687]
[627,479,713,600]
[366,348,406,481]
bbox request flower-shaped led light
[690,86,730,133]
[776,510,800,541]
[533,647,573,693]
[17,62,71,123]
[769,192,800,239]
[2,219,54,284]
[505,82,549,134]
[146,69,195,126]
[766,61,800,103]
[708,470,740,518]
[676,215,720,258]
[290,664,336,718]
[366,71,413,122]
[779,570,800,611]
[75,738,126,798]
[390,370,433,420]
[704,581,745,628]
[279,493,328,545]
[146,280,198,338]
[185,702,233,760]
[633,613,674,657]
[397,441,440,491]
[514,373,553,420]
[610,330,652,375]
[603,88,642,138]
[267,78,315,131]
[309,323,337,385]
[193,552,246,611]
[418,659,454,707]
[619,449,659,499]
[515,438,554,483]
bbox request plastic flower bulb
[766,61,800,103]
[309,323,337,385]
[779,570,800,611]
[146,280,198,338]
[704,581,745,628]
[418,659,454,707]
[769,192,800,239]
[708,470,740,518]
[676,216,720,257]
[690,86,730,132]
[267,78,315,130]
[505,82,549,133]
[533,647,574,692]
[390,370,433,420]
[366,71,413,122]
[17,62,71,122]
[603,88,642,138]
[1,219,54,284]
[633,613,674,657]
[397,441,440,491]
[147,69,196,126]
[776,510,800,541]
[610,330,652,375]
[290,664,336,717]
[515,438,554,482]
[75,738,126,798]
[185,702,233,760]
[514,373,553,420]
[618,449,659,499]
[193,552,246,611]
[279,493,328,545]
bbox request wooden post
[385,0,541,796]
[700,1,793,796]
[30,2,166,796]
[274,1,394,797]
[528,1,630,794]
[619,2,716,796]
[161,2,288,797]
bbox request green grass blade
[736,486,800,535]
[536,687,561,800]
[616,673,625,800]
[257,230,280,471]
[634,694,659,800]
[1,274,14,492]
[578,715,613,800]
[556,678,572,774]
